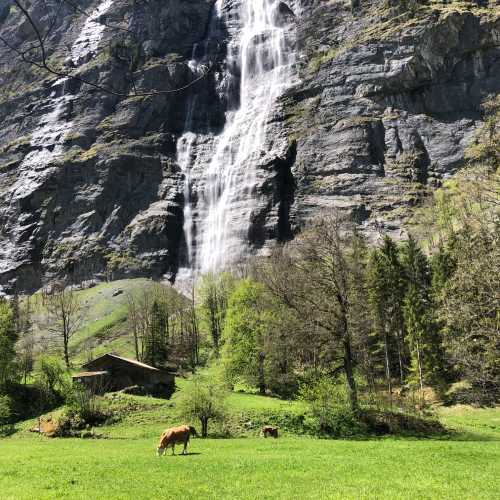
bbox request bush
[65,384,108,427]
[177,375,227,437]
[0,394,13,436]
[361,408,446,436]
[34,356,70,397]
[298,376,361,435]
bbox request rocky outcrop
[284,1,500,237]
[0,0,499,293]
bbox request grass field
[2,403,499,499]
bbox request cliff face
[0,0,498,293]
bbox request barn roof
[72,371,108,378]
[82,353,162,372]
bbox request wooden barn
[72,354,175,398]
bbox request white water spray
[179,0,296,276]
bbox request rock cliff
[0,0,498,293]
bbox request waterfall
[178,0,296,278]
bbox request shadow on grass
[318,429,499,443]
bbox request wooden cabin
[72,354,175,398]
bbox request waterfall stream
[177,0,296,279]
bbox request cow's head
[157,446,165,456]
[189,426,198,437]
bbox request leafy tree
[438,225,500,403]
[0,394,12,434]
[177,374,227,438]
[0,299,17,388]
[262,214,364,412]
[33,355,69,397]
[198,272,233,355]
[222,280,270,395]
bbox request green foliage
[298,376,366,436]
[465,94,500,169]
[176,374,227,437]
[197,272,234,353]
[0,394,12,425]
[63,385,108,430]
[0,299,17,387]
[143,300,168,368]
[33,355,70,397]
[222,279,269,394]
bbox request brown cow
[157,425,198,456]
[261,425,279,438]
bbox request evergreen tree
[144,300,168,368]
[401,236,447,397]
[0,300,17,388]
[367,236,407,397]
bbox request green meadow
[2,403,499,499]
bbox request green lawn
[2,406,499,499]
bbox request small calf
[261,425,279,438]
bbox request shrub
[177,375,227,437]
[298,376,363,435]
[34,356,70,396]
[0,394,13,436]
[65,384,108,427]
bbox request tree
[438,225,500,403]
[16,296,35,384]
[43,282,85,368]
[33,355,69,397]
[401,236,446,398]
[367,236,407,397]
[261,214,363,412]
[222,279,270,395]
[198,272,233,355]
[177,375,227,438]
[0,299,17,388]
[143,300,168,368]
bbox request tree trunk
[258,352,266,395]
[383,330,392,407]
[200,417,208,438]
[396,329,405,387]
[343,335,359,413]
[416,339,424,406]
[63,334,70,368]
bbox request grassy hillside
[29,278,161,366]
[2,401,499,499]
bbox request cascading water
[178,0,296,278]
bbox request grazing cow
[261,425,279,438]
[157,425,198,456]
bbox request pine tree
[401,236,446,399]
[144,300,168,368]
[367,236,407,399]
[0,300,17,388]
